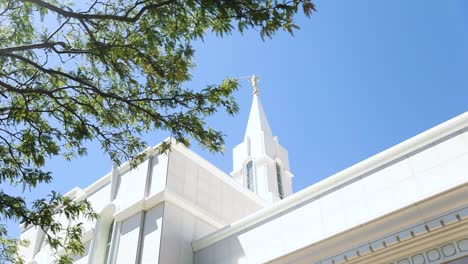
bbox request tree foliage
[0,0,315,262]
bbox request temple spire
[245,75,272,138]
[231,75,293,203]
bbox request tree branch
[0,42,67,53]
[20,0,176,23]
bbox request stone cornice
[262,182,468,264]
[83,172,111,196]
[386,237,468,264]
[312,206,468,264]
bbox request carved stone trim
[313,206,468,264]
[391,239,468,264]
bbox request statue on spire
[251,74,259,95]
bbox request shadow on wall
[101,204,165,264]
[194,236,247,264]
[445,255,468,264]
[138,205,163,263]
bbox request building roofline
[171,143,267,207]
[20,137,267,232]
[192,112,468,251]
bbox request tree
[0,0,315,262]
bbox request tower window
[276,162,284,199]
[246,161,254,191]
[104,220,115,264]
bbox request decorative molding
[81,228,95,242]
[313,207,468,264]
[113,196,152,222]
[255,155,275,166]
[390,238,468,264]
[113,190,225,229]
[193,113,468,252]
[84,172,111,196]
[64,187,84,199]
[284,170,294,179]
[165,191,225,229]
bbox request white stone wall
[87,181,111,214]
[19,152,168,264]
[19,144,263,264]
[114,212,143,264]
[138,204,164,264]
[114,160,149,210]
[194,130,468,264]
[17,226,38,261]
[158,203,218,264]
[166,147,263,224]
[148,154,169,197]
[151,146,264,263]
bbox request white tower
[231,75,293,203]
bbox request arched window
[246,161,254,191]
[276,162,284,199]
[104,220,115,264]
[90,203,116,264]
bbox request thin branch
[46,18,70,42]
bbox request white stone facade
[19,93,468,264]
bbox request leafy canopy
[0,0,315,262]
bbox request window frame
[103,220,115,264]
[246,160,254,192]
[276,162,284,199]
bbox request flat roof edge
[192,112,468,251]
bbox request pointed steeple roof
[244,80,272,138]
[231,75,293,203]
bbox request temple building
[19,79,468,264]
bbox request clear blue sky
[3,0,468,239]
